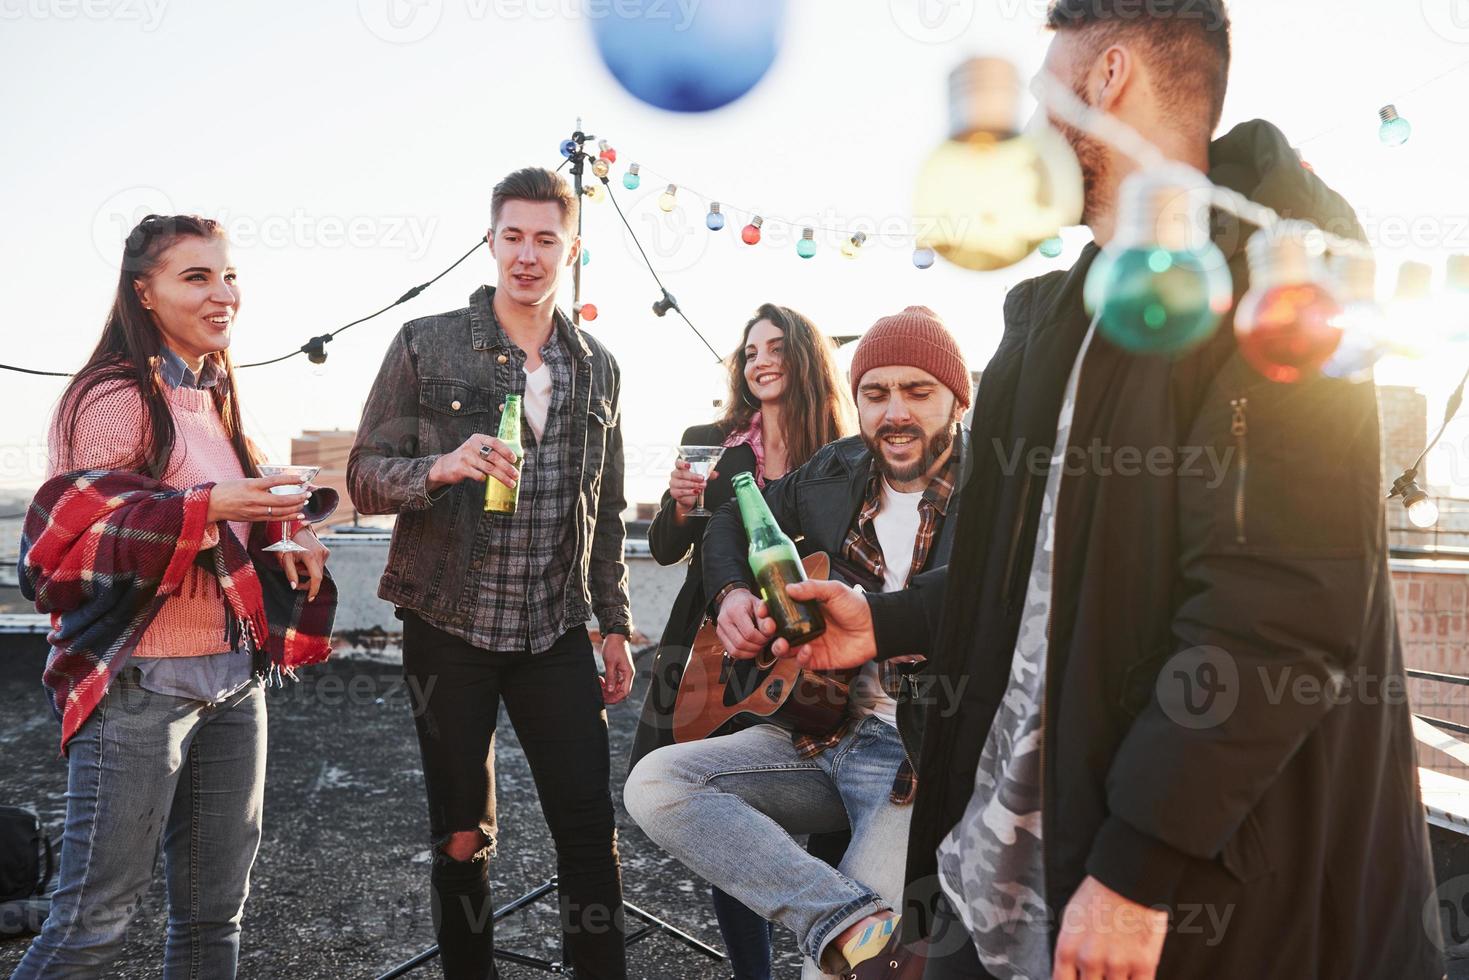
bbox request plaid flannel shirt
[791,437,961,803]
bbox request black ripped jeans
[402,611,626,980]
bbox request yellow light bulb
[584,182,605,204]
[659,184,678,213]
[912,58,1082,272]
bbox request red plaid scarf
[20,469,336,752]
[792,437,961,803]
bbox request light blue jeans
[624,717,912,978]
[11,665,266,980]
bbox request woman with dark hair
[629,302,855,980]
[12,214,335,979]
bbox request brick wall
[1396,562,1469,778]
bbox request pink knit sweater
[48,378,250,658]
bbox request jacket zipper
[1230,397,1248,546]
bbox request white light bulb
[1408,496,1440,529]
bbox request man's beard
[864,422,955,484]
[1057,78,1111,228]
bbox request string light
[913,246,935,270]
[841,231,866,259]
[584,182,606,204]
[913,58,1083,272]
[581,247,591,267]
[1038,237,1064,258]
[598,139,617,163]
[623,163,641,190]
[797,227,816,259]
[576,302,599,322]
[1378,105,1412,147]
[658,184,678,212]
[1084,166,1232,355]
[1233,221,1343,383]
[559,138,578,158]
[706,202,725,231]
[592,157,611,180]
[742,215,763,245]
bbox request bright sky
[2,0,1467,505]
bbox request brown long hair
[57,214,258,480]
[716,303,856,467]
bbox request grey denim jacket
[347,286,631,638]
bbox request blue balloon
[591,1,786,113]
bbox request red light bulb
[578,303,599,322]
[597,139,616,163]
[1234,284,1342,383]
[741,215,764,245]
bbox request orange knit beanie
[849,305,971,408]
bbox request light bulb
[913,246,935,270]
[623,163,641,190]
[577,302,599,322]
[797,227,816,259]
[305,335,329,376]
[706,202,725,231]
[912,58,1083,272]
[591,158,610,180]
[1084,166,1233,355]
[658,184,678,213]
[597,139,617,163]
[581,247,591,267]
[584,182,605,204]
[741,216,763,245]
[841,231,866,259]
[1408,495,1440,529]
[1038,237,1064,258]
[590,0,784,113]
[1233,221,1343,383]
[1321,253,1386,381]
[1378,105,1412,147]
[559,138,577,158]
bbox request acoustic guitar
[672,552,852,743]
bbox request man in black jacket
[765,3,1444,978]
[625,308,972,977]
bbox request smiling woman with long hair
[12,214,332,980]
[629,302,855,980]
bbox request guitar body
[672,552,851,743]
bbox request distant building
[291,430,358,528]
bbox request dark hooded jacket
[868,120,1444,977]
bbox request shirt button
[451,400,462,411]
[497,354,509,364]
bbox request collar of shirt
[474,285,585,363]
[155,346,222,390]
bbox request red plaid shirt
[792,436,961,803]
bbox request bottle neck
[733,478,782,550]
[499,396,522,446]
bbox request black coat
[627,423,757,770]
[869,120,1443,977]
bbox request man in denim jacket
[349,167,633,980]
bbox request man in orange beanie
[624,306,971,978]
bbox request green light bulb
[797,228,816,259]
[1378,105,1412,147]
[623,163,641,190]
[1038,237,1063,258]
[1086,166,1233,355]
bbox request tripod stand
[374,874,726,977]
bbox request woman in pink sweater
[12,214,331,980]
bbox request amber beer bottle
[483,394,523,515]
[731,472,825,647]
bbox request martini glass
[677,445,725,517]
[257,463,320,553]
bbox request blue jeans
[624,717,912,978]
[11,666,267,980]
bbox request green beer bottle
[731,472,825,647]
[484,394,523,515]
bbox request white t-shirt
[848,478,925,726]
[523,362,552,442]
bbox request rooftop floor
[0,638,804,978]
